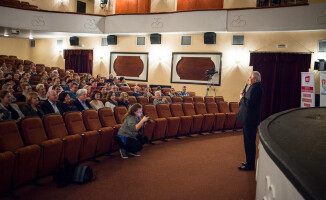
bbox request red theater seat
[64,112,99,162]
[43,114,82,165]
[182,103,204,134]
[0,121,40,187]
[215,96,224,103]
[183,96,194,103]
[205,102,226,131]
[156,104,180,138]
[204,96,215,103]
[143,104,167,140]
[128,96,137,105]
[170,103,192,136]
[83,110,115,156]
[229,102,242,128]
[20,117,63,177]
[172,96,182,103]
[194,103,215,132]
[193,96,204,103]
[0,151,15,194]
[120,86,131,92]
[218,101,236,130]
[137,96,149,105]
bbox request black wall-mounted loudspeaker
[107,35,117,45]
[150,33,161,44]
[70,36,79,46]
[30,40,35,47]
[204,32,216,44]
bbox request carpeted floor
[3,131,257,200]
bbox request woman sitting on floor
[117,103,149,159]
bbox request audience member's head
[91,81,97,88]
[119,77,125,83]
[13,73,20,80]
[182,86,187,93]
[58,91,70,103]
[46,90,58,103]
[113,77,118,84]
[52,85,61,94]
[99,78,105,84]
[26,92,39,105]
[18,64,24,72]
[66,80,73,88]
[106,91,116,102]
[52,77,60,85]
[22,84,32,94]
[7,64,12,72]
[20,78,29,85]
[134,86,140,92]
[70,83,78,93]
[36,84,46,95]
[4,73,12,79]
[109,74,114,79]
[76,89,88,101]
[0,90,11,106]
[90,90,101,101]
[155,91,162,99]
[170,88,176,94]
[4,79,15,86]
[119,92,128,102]
[1,84,14,93]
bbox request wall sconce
[100,0,108,8]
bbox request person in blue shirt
[68,83,79,99]
[177,86,189,98]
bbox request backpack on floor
[73,166,94,184]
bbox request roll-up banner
[320,72,326,107]
[301,72,315,108]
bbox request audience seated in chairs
[79,79,86,89]
[90,90,104,111]
[63,80,73,91]
[17,84,32,102]
[117,103,149,159]
[73,89,92,112]
[110,85,120,97]
[36,83,47,100]
[113,77,120,88]
[143,87,153,98]
[105,91,118,111]
[153,91,169,106]
[52,85,62,95]
[118,92,130,109]
[97,77,105,87]
[106,73,114,84]
[0,90,24,122]
[168,88,177,98]
[178,86,189,98]
[100,87,107,98]
[90,81,98,93]
[58,91,76,113]
[131,86,142,98]
[69,83,78,99]
[48,77,63,92]
[22,92,44,118]
[41,90,64,115]
[119,77,129,87]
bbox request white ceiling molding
[0,4,325,38]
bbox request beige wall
[11,31,319,101]
[151,0,176,13]
[223,0,256,9]
[0,37,31,60]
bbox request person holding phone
[117,103,149,159]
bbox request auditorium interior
[0,0,325,199]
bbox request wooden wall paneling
[176,57,215,81]
[116,0,150,14]
[196,0,223,10]
[177,0,196,11]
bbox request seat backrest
[83,110,102,131]
[128,83,136,88]
[20,117,48,145]
[138,84,147,88]
[204,96,215,103]
[188,92,196,97]
[0,121,24,152]
[215,96,224,103]
[15,102,25,111]
[193,96,204,103]
[218,101,231,113]
[43,114,69,139]
[98,108,117,127]
[206,102,219,113]
[183,96,193,103]
[149,97,155,103]
[182,103,196,116]
[172,96,182,103]
[162,88,171,93]
[194,103,208,114]
[170,103,185,117]
[137,96,149,105]
[229,102,240,113]
[156,104,173,118]
[128,96,137,105]
[120,87,131,92]
[64,112,87,134]
[114,106,128,124]
[143,104,159,119]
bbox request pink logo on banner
[322,79,326,87]
[303,93,311,98]
[305,76,310,84]
[304,103,310,107]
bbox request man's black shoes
[238,165,255,171]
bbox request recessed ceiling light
[29,35,34,40]
[4,34,9,37]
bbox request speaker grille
[107,35,117,45]
[30,40,35,47]
[204,32,216,44]
[70,36,79,46]
[137,37,145,45]
[101,38,108,46]
[181,36,191,45]
[319,40,326,52]
[150,33,161,44]
[232,35,244,45]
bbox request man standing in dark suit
[42,90,64,115]
[73,89,92,112]
[237,71,263,171]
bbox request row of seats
[0,100,241,195]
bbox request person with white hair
[41,90,64,115]
[153,91,169,106]
[72,88,92,112]
[237,71,263,171]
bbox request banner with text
[320,72,326,107]
[301,72,315,107]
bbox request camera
[205,68,218,76]
[145,115,151,124]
